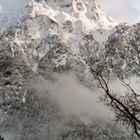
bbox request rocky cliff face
[0,0,139,139]
[0,0,115,105]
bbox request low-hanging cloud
[2,74,140,139]
[31,73,114,123]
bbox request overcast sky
[0,0,29,15]
[99,0,140,24]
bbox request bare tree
[90,67,140,138]
[86,23,140,138]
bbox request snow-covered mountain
[0,0,116,91]
[0,0,140,139]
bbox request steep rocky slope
[0,0,140,139]
[0,0,115,105]
[105,23,140,78]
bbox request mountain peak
[44,0,116,27]
[0,0,116,34]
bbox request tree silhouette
[0,136,4,140]
[90,66,140,138]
